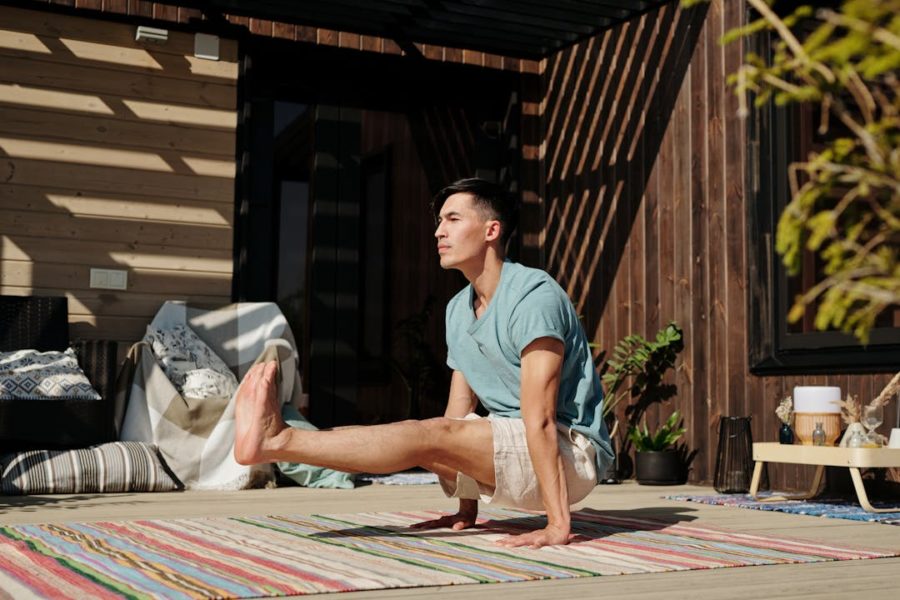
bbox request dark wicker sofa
[0,295,119,451]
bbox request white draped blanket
[119,301,306,490]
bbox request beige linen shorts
[439,413,597,511]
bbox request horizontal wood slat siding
[541,0,897,490]
[0,6,237,347]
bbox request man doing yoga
[235,178,613,549]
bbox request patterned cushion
[143,325,238,400]
[182,368,239,400]
[0,348,101,400]
[0,441,181,494]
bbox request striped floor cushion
[0,441,181,494]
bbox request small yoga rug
[357,471,440,485]
[667,494,900,525]
[0,507,895,598]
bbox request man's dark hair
[432,178,519,246]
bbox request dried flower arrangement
[838,394,861,425]
[871,371,900,409]
[775,396,793,425]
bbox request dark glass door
[237,38,519,426]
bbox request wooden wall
[0,6,237,346]
[540,0,897,489]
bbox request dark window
[747,29,900,374]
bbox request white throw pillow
[144,325,238,399]
[182,368,240,400]
[0,348,101,400]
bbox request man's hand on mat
[410,510,478,531]
[496,524,573,549]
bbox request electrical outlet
[90,268,128,290]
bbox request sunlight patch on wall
[0,137,171,172]
[122,99,237,128]
[0,236,25,260]
[0,29,51,53]
[0,242,33,287]
[107,251,232,273]
[0,235,231,273]
[185,56,238,80]
[45,193,231,225]
[522,143,540,161]
[0,83,113,114]
[58,38,162,69]
[180,156,235,178]
[521,101,541,117]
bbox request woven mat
[1,507,895,598]
[357,471,440,485]
[667,493,900,524]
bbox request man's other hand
[410,511,478,531]
[496,525,574,549]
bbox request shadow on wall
[539,1,710,323]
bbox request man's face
[434,192,496,270]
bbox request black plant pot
[634,450,685,485]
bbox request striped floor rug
[0,507,895,598]
[667,493,900,525]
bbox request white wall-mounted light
[135,25,168,44]
[194,33,220,61]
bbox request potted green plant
[599,323,683,420]
[627,410,687,485]
[598,322,684,481]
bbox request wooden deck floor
[2,481,899,599]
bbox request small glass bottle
[812,422,826,446]
[847,428,866,448]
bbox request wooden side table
[750,442,900,513]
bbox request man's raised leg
[234,362,495,485]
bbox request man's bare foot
[234,361,290,465]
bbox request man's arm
[410,370,480,531]
[498,337,573,548]
[445,369,479,419]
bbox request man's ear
[484,220,502,242]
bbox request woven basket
[794,412,842,446]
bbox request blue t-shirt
[445,261,613,474]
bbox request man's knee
[419,416,490,462]
[419,417,459,446]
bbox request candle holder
[713,416,755,493]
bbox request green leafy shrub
[627,411,687,452]
[599,322,684,421]
[683,0,900,343]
